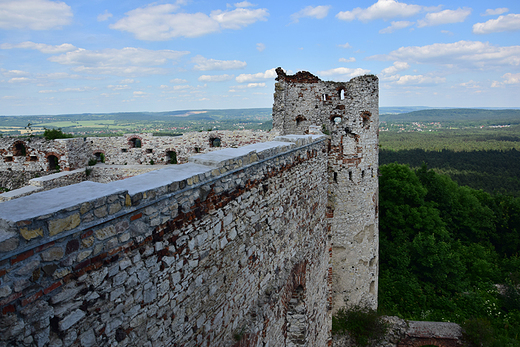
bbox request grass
[332,305,389,347]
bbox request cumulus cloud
[336,0,424,22]
[494,72,520,87]
[48,47,190,76]
[368,40,520,68]
[231,83,266,90]
[291,5,331,23]
[317,67,371,78]
[0,0,72,30]
[379,21,413,33]
[381,61,410,74]
[236,68,277,83]
[110,3,268,40]
[339,57,356,63]
[97,10,113,22]
[482,8,509,16]
[107,85,131,90]
[192,56,246,71]
[417,8,472,27]
[198,74,234,82]
[0,41,76,54]
[256,43,266,52]
[8,77,31,83]
[338,43,352,49]
[394,75,446,85]
[473,14,520,34]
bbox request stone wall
[0,135,331,347]
[0,137,92,190]
[89,130,279,166]
[272,68,379,310]
[1,130,278,192]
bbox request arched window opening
[48,155,59,171]
[339,89,345,100]
[13,142,26,156]
[295,115,307,126]
[146,148,153,154]
[322,94,328,101]
[332,116,342,125]
[94,152,105,163]
[29,156,38,162]
[129,137,141,148]
[166,150,177,164]
[194,147,201,153]
[210,137,221,148]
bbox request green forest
[379,163,520,345]
[377,109,520,346]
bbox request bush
[88,158,98,166]
[43,128,73,140]
[332,305,388,346]
[461,317,495,347]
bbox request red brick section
[10,249,34,265]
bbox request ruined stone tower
[272,67,379,310]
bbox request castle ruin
[0,68,378,346]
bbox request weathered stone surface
[48,214,80,236]
[20,227,43,241]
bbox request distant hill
[380,108,520,125]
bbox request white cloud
[291,6,331,23]
[48,47,190,76]
[482,8,509,16]
[0,41,76,54]
[110,3,268,40]
[502,72,520,84]
[133,91,148,97]
[211,7,268,29]
[60,87,97,92]
[1,69,30,77]
[231,83,266,89]
[459,80,481,88]
[394,75,446,85]
[107,85,130,90]
[381,61,410,74]
[97,10,113,22]
[379,21,413,33]
[256,43,266,52]
[198,74,234,82]
[369,40,520,68]
[9,77,31,83]
[473,14,520,34]
[170,78,188,84]
[120,79,135,84]
[235,1,254,8]
[338,43,352,49]
[192,55,246,71]
[339,57,356,63]
[317,67,371,78]
[417,8,472,27]
[336,0,424,22]
[0,0,72,30]
[236,68,277,83]
[39,90,57,93]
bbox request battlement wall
[0,135,331,346]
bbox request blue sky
[1,0,520,116]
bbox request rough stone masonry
[0,68,378,346]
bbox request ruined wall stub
[272,67,379,310]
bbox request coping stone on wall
[0,181,126,222]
